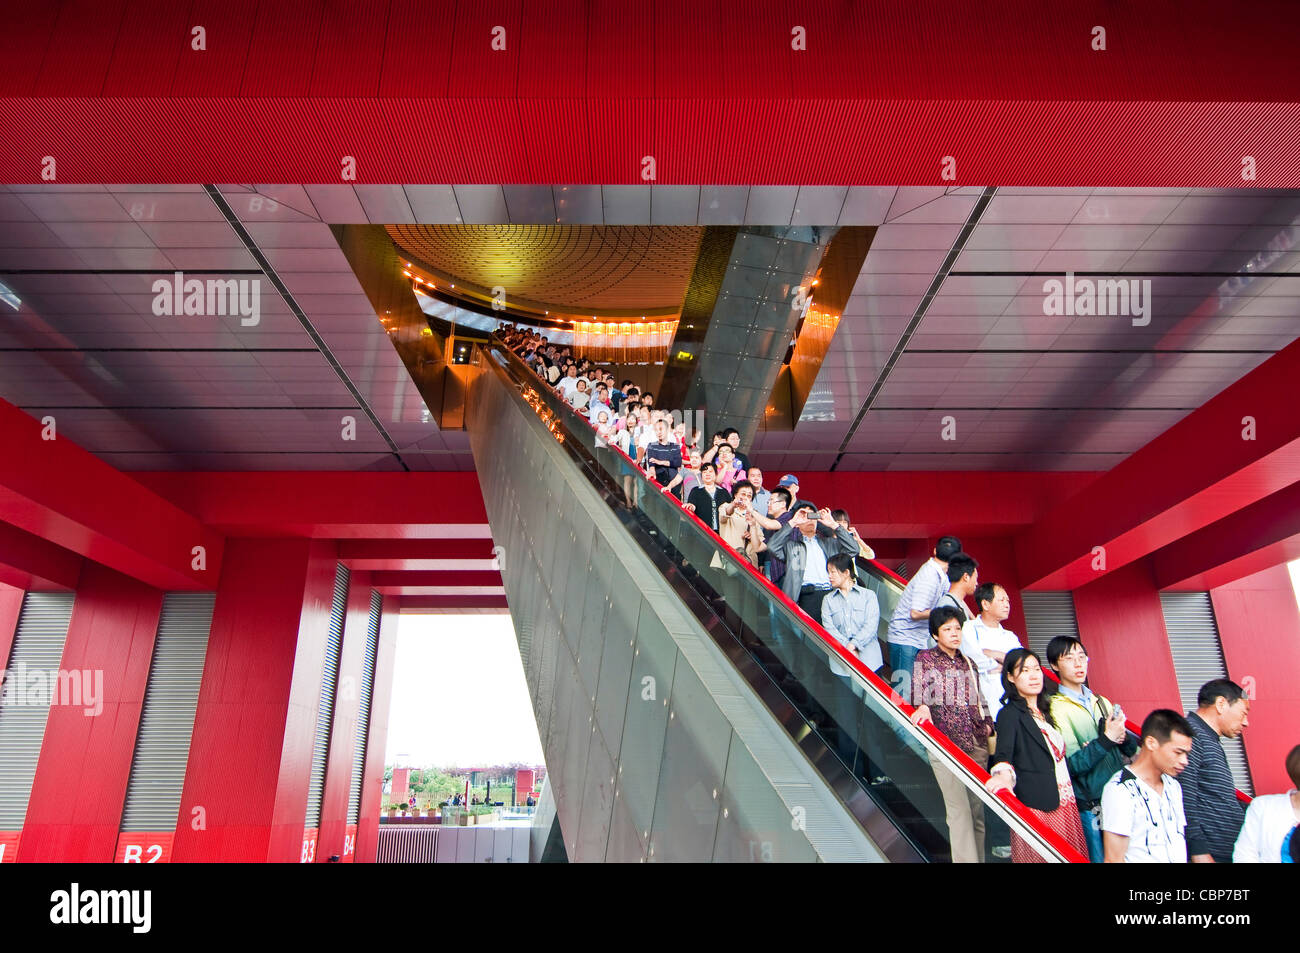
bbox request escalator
[469,341,1087,863]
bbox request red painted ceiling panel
[32,1,126,97]
[377,0,458,98]
[101,0,193,96]
[170,0,261,96]
[240,0,327,97]
[586,0,654,100]
[447,0,523,100]
[308,0,393,96]
[517,0,588,99]
[0,6,61,96]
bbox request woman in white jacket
[1233,744,1300,862]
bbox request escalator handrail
[851,558,1255,807]
[489,339,1088,862]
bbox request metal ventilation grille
[1159,592,1254,796]
[347,590,382,825]
[1020,591,1079,659]
[0,593,75,829]
[120,593,215,831]
[306,564,349,829]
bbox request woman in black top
[984,648,1089,863]
[684,462,731,532]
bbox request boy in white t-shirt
[1101,709,1194,863]
[959,582,1023,718]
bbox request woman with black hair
[984,647,1089,863]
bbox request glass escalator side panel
[484,342,1084,863]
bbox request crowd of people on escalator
[497,325,879,629]
[871,535,1290,867]
[495,326,1298,867]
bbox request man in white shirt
[1102,709,1194,863]
[556,364,580,400]
[959,582,1023,719]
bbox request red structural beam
[368,570,503,590]
[0,398,223,592]
[338,538,499,570]
[1151,480,1300,591]
[135,472,490,539]
[399,595,510,611]
[792,472,1098,540]
[0,521,83,592]
[1016,337,1300,590]
[1,2,1298,185]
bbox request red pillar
[0,584,22,668]
[354,595,399,864]
[1071,559,1182,722]
[961,535,1027,642]
[171,538,337,863]
[1210,564,1300,794]
[17,565,163,861]
[317,570,372,863]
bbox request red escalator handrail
[851,558,1255,807]
[490,339,1089,861]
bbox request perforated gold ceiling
[387,225,703,316]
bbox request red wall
[959,535,1028,644]
[1071,559,1183,723]
[1210,564,1300,794]
[355,596,399,864]
[787,472,1097,542]
[0,584,22,669]
[18,564,162,862]
[317,570,373,862]
[171,538,336,863]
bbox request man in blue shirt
[886,535,962,703]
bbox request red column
[1071,559,1182,722]
[354,595,399,864]
[0,583,22,667]
[317,570,372,863]
[17,564,163,861]
[960,535,1027,642]
[1210,564,1300,794]
[171,538,337,863]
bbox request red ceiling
[1,1,1298,184]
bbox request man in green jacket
[1046,635,1139,863]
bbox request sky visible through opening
[384,613,544,768]
[378,566,1300,767]
[1290,559,1300,616]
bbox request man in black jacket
[1181,679,1250,862]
